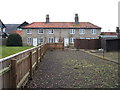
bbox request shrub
[6,33,22,46]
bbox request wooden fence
[47,43,64,50]
[74,39,101,49]
[0,43,49,89]
[0,43,63,89]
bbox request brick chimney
[75,14,79,24]
[46,14,50,23]
[116,27,120,38]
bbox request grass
[0,46,33,59]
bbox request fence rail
[0,43,63,89]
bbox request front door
[64,38,69,47]
[33,38,37,46]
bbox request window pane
[38,29,43,34]
[80,29,85,34]
[70,29,75,34]
[49,29,54,34]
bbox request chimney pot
[46,14,49,23]
[75,14,79,24]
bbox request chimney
[116,27,120,38]
[116,27,120,33]
[46,14,50,23]
[75,14,79,24]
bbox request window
[91,29,96,34]
[70,29,75,34]
[70,37,74,43]
[80,29,85,34]
[48,37,54,43]
[27,29,32,34]
[38,38,44,44]
[38,29,44,34]
[48,29,54,34]
[17,28,22,30]
[27,37,32,44]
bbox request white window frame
[17,28,22,30]
[38,38,44,44]
[27,29,32,34]
[48,37,54,43]
[79,29,85,34]
[27,37,32,44]
[70,37,74,43]
[91,29,96,34]
[38,29,44,34]
[70,29,75,34]
[48,29,54,34]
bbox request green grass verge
[1,46,33,59]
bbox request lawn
[0,46,33,59]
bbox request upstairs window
[38,29,44,34]
[91,29,96,34]
[48,29,54,34]
[27,29,32,34]
[80,29,85,34]
[70,29,75,34]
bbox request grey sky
[0,0,119,32]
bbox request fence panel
[0,44,48,89]
[74,39,101,49]
[0,43,64,89]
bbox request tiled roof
[5,24,20,33]
[101,32,117,35]
[23,22,101,29]
[12,30,22,36]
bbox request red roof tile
[102,32,117,35]
[12,30,22,36]
[23,22,101,29]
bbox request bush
[6,33,22,46]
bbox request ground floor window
[48,37,54,43]
[27,37,32,44]
[70,37,74,43]
[38,38,44,44]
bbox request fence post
[62,42,64,50]
[40,45,42,62]
[29,51,33,80]
[36,47,38,68]
[11,59,17,88]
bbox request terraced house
[22,14,101,46]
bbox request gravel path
[25,50,118,88]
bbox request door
[55,38,59,43]
[33,38,37,46]
[64,38,69,47]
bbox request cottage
[22,14,101,46]
[0,20,7,38]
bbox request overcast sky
[0,0,119,32]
